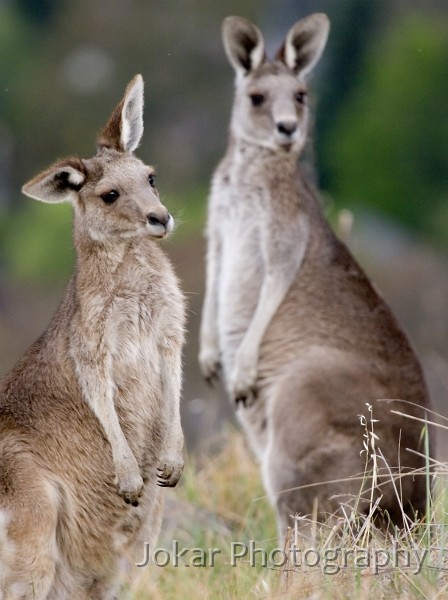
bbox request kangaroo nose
[147,212,169,227]
[277,121,297,136]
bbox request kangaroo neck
[227,134,300,177]
[73,226,135,295]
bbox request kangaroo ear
[277,14,330,79]
[222,16,265,76]
[22,157,86,204]
[98,74,144,153]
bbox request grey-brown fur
[199,15,433,540]
[0,75,185,598]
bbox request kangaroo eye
[295,91,306,105]
[148,174,156,187]
[249,94,265,107]
[101,190,119,204]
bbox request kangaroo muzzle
[147,210,173,237]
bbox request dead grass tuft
[125,420,448,599]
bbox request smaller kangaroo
[199,14,433,540]
[0,75,185,599]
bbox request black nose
[147,213,169,227]
[277,121,297,136]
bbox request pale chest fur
[209,145,309,377]
[70,246,184,437]
[211,156,267,359]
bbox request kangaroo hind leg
[0,457,60,600]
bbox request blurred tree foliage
[0,202,73,281]
[322,13,448,248]
[16,0,58,25]
[0,1,447,282]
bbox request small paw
[157,458,184,488]
[116,468,144,507]
[234,387,258,409]
[230,358,258,408]
[198,346,221,386]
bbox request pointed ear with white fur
[22,157,86,204]
[277,13,330,79]
[97,74,144,152]
[222,16,265,76]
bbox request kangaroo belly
[108,297,169,467]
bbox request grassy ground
[123,426,448,600]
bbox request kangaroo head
[222,14,330,153]
[22,75,173,242]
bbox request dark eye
[249,94,265,107]
[148,174,156,187]
[101,190,119,204]
[295,91,306,105]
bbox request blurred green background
[0,0,447,454]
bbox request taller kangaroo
[0,75,185,599]
[199,14,433,539]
